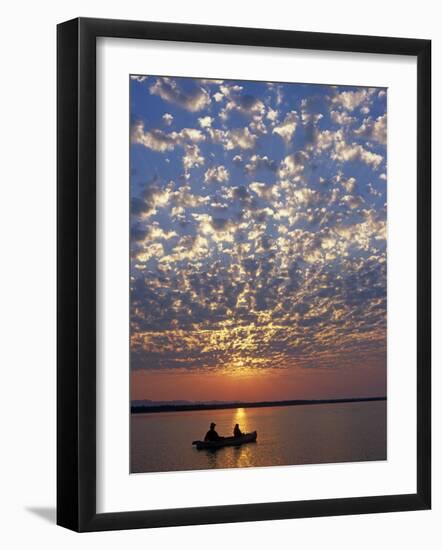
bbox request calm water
[131,401,386,473]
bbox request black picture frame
[57,17,431,532]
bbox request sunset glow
[130,76,387,402]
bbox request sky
[129,75,387,402]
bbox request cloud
[249,181,277,200]
[208,127,258,150]
[330,110,355,125]
[266,108,279,123]
[249,117,268,135]
[305,127,383,169]
[313,129,336,152]
[339,176,357,193]
[198,79,224,85]
[331,89,374,111]
[354,114,387,145]
[131,122,205,153]
[130,77,387,377]
[204,165,230,183]
[278,151,309,179]
[131,178,173,220]
[162,113,173,126]
[172,184,210,209]
[218,84,266,120]
[267,83,284,106]
[148,225,178,241]
[272,111,298,145]
[215,83,269,136]
[149,77,211,112]
[228,128,258,149]
[182,144,204,171]
[177,128,206,143]
[301,111,323,125]
[332,136,383,168]
[341,194,363,210]
[293,187,318,207]
[244,154,277,173]
[131,75,148,82]
[131,123,176,152]
[198,116,214,129]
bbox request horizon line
[131,396,387,414]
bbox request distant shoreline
[131,396,386,414]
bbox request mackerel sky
[129,75,387,400]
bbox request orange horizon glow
[131,349,386,403]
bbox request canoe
[193,431,257,450]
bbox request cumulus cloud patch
[132,122,205,153]
[330,110,355,126]
[332,88,374,111]
[218,84,266,120]
[182,144,205,171]
[198,116,214,129]
[278,151,309,179]
[208,127,258,150]
[130,75,149,82]
[244,154,277,173]
[272,111,298,145]
[149,77,211,112]
[204,165,230,183]
[332,137,383,169]
[354,114,387,145]
[162,113,174,126]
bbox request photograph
[0,0,434,541]
[129,75,388,474]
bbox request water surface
[131,401,386,473]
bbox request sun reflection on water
[234,407,246,423]
[232,444,254,468]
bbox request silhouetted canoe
[192,431,257,450]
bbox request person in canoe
[233,423,243,438]
[204,422,223,441]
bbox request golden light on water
[233,407,248,433]
[231,445,254,469]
